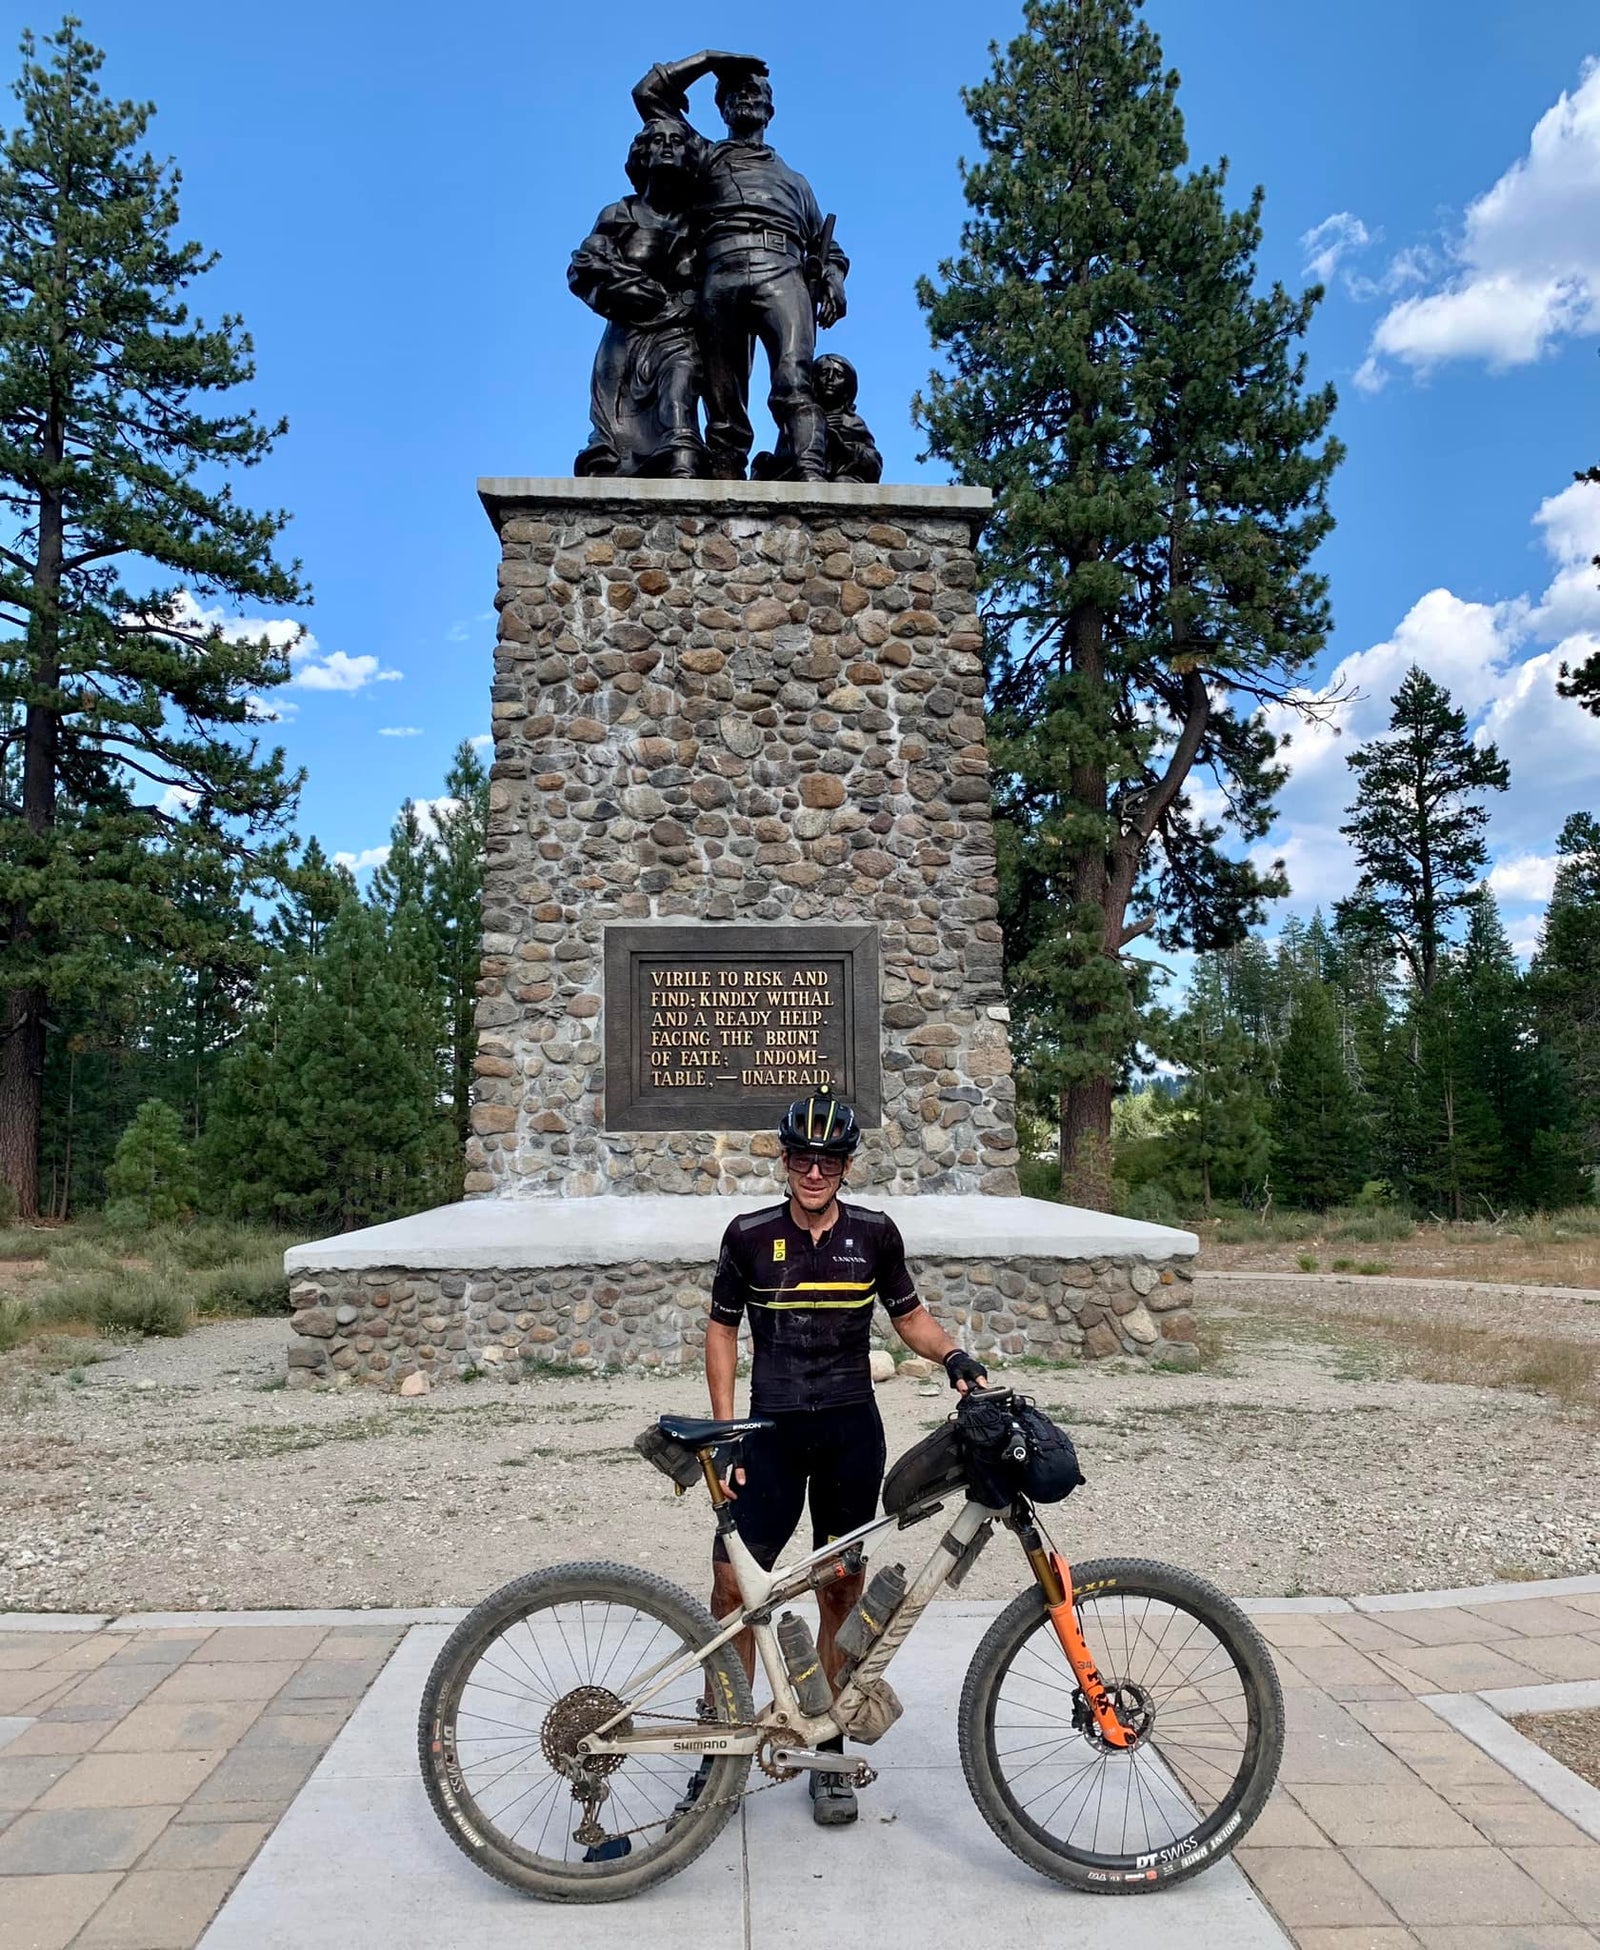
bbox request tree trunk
[0,990,44,1219]
[2,383,66,1219]
[1060,1074,1115,1209]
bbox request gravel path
[3,1280,1596,1616]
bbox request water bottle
[775,1611,832,1716]
[834,1562,907,1666]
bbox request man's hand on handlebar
[943,1349,989,1395]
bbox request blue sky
[6,0,1598,953]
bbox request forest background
[0,4,1595,1266]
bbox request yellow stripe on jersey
[758,1295,877,1310]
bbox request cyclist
[699,1084,987,1826]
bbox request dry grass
[1202,1208,1600,1289]
[1337,1310,1599,1412]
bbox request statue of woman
[568,120,708,478]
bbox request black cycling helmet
[778,1084,861,1158]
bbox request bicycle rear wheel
[959,1556,1282,1893]
[418,1561,753,1902]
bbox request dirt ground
[1512,1709,1600,1792]
[2,1272,1595,1616]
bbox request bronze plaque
[603,925,881,1131]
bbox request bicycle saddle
[657,1414,775,1448]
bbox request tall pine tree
[916,0,1340,1205]
[0,23,301,1215]
[425,740,488,1147]
[1533,812,1600,1173]
[1270,981,1365,1209]
[1337,667,1508,994]
[201,898,453,1232]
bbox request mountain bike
[418,1386,1283,1903]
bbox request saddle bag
[633,1424,704,1491]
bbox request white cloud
[1302,212,1372,285]
[379,726,422,738]
[138,589,401,698]
[156,783,199,818]
[291,647,402,693]
[334,845,390,873]
[1488,852,1559,902]
[1362,59,1600,382]
[469,732,494,752]
[1262,475,1600,933]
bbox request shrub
[1018,1156,1062,1202]
[89,1274,189,1338]
[0,1296,33,1350]
[105,1100,197,1228]
[1330,1207,1414,1243]
[201,1256,288,1317]
[1122,1181,1179,1226]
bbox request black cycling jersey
[710,1199,921,1413]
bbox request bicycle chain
[570,1739,798,1847]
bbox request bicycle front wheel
[959,1556,1282,1893]
[418,1561,753,1903]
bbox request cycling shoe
[582,1834,632,1862]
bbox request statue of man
[632,51,848,482]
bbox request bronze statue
[630,52,847,480]
[568,120,708,478]
[754,354,882,485]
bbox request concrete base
[280,1196,1200,1390]
[285,1193,1196,1274]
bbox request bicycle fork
[1017,1514,1136,1750]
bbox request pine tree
[1337,667,1509,994]
[1533,812,1600,1173]
[266,837,352,964]
[1270,982,1364,1208]
[916,0,1340,1206]
[370,801,432,917]
[1166,966,1270,1211]
[1556,465,1599,717]
[201,899,453,1232]
[0,23,302,1216]
[1394,973,1504,1222]
[105,1096,196,1225]
[425,740,488,1147]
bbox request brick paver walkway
[0,1619,402,1950]
[1242,1587,1600,1946]
[2,1585,1599,1949]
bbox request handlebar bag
[956,1393,1086,1508]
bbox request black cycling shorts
[711,1401,887,1571]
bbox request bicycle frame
[579,1496,994,1762]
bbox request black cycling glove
[709,1441,743,1488]
[943,1349,989,1391]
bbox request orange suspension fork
[1029,1545,1134,1750]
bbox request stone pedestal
[283,480,1200,1389]
[470,477,1017,1197]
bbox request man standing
[702,1086,987,1826]
[631,51,848,481]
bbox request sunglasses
[785,1151,846,1180]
